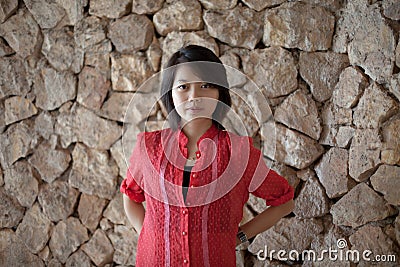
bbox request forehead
[173,65,203,84]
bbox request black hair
[160,45,232,130]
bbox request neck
[181,118,213,143]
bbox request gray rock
[0,121,37,168]
[103,194,128,225]
[248,217,323,256]
[293,175,329,218]
[161,31,219,68]
[23,0,65,29]
[34,67,77,111]
[0,0,18,23]
[353,83,398,129]
[0,229,44,267]
[299,51,349,102]
[315,148,349,198]
[4,96,37,125]
[98,92,136,122]
[77,66,110,111]
[0,56,29,99]
[242,0,285,11]
[395,216,400,246]
[16,203,52,254]
[55,0,86,26]
[132,0,163,14]
[66,250,94,267]
[55,104,122,150]
[370,165,400,206]
[49,217,89,263]
[154,0,203,36]
[241,47,297,98]
[349,225,397,267]
[4,160,38,208]
[42,27,84,73]
[263,2,334,52]
[0,8,42,58]
[332,67,369,108]
[38,180,79,222]
[335,126,355,148]
[69,143,118,199]
[28,142,71,183]
[111,52,154,92]
[146,37,162,72]
[84,39,112,78]
[397,40,400,68]
[262,123,324,169]
[89,0,131,18]
[34,111,54,140]
[203,5,262,49]
[333,0,396,83]
[108,225,138,266]
[390,73,400,102]
[319,103,352,146]
[274,90,321,140]
[74,16,106,49]
[199,0,237,10]
[108,14,154,53]
[381,115,400,165]
[298,0,343,12]
[0,37,14,56]
[330,183,393,228]
[0,188,25,228]
[78,193,107,232]
[81,229,114,266]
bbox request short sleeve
[247,141,294,206]
[120,133,146,203]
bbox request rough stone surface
[349,225,397,267]
[77,66,110,111]
[299,51,349,102]
[293,175,329,218]
[383,0,400,22]
[381,115,400,165]
[204,5,262,49]
[353,83,398,129]
[49,217,89,263]
[55,0,86,26]
[154,0,203,36]
[370,165,400,206]
[0,37,14,56]
[241,47,297,98]
[333,0,396,83]
[262,123,324,169]
[248,217,323,256]
[332,67,369,108]
[84,39,112,77]
[4,160,38,208]
[0,8,42,58]
[111,52,154,92]
[34,111,54,140]
[69,143,118,199]
[65,250,93,267]
[23,0,65,29]
[38,180,79,222]
[132,0,163,14]
[81,229,114,266]
[78,193,107,232]
[74,16,106,49]
[274,90,321,140]
[108,225,138,265]
[263,2,334,51]
[349,129,381,182]
[103,194,127,225]
[390,73,400,102]
[55,104,122,150]
[319,103,353,146]
[0,0,18,23]
[330,183,393,228]
[34,67,77,111]
[16,203,52,254]
[4,96,37,125]
[242,0,284,11]
[0,229,44,267]
[98,92,135,122]
[89,0,131,18]
[42,27,84,73]
[335,126,355,148]
[108,14,154,53]
[0,56,29,99]
[0,188,25,228]
[315,148,349,198]
[28,142,71,183]
[199,0,237,10]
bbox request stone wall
[1,0,399,266]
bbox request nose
[188,84,200,101]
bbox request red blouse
[120,124,294,266]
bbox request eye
[175,84,188,90]
[201,83,215,89]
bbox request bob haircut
[160,45,232,130]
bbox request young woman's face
[171,65,219,124]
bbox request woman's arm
[123,194,146,234]
[237,199,294,245]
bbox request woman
[121,45,294,266]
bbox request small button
[192,173,196,178]
[183,259,188,264]
[182,231,187,236]
[182,210,187,214]
[196,152,200,158]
